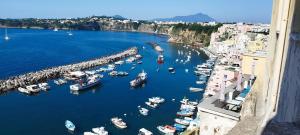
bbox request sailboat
[4,28,9,40]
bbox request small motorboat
[145,101,157,108]
[189,87,203,92]
[38,83,50,91]
[196,80,206,84]
[176,110,194,117]
[135,54,143,60]
[84,132,97,135]
[174,123,187,129]
[139,107,149,116]
[26,85,41,93]
[54,79,67,85]
[168,67,175,73]
[111,117,127,129]
[92,127,108,135]
[138,128,153,135]
[157,55,164,64]
[174,118,190,126]
[148,97,165,104]
[65,120,75,131]
[70,75,101,91]
[18,87,31,94]
[115,60,124,65]
[157,125,176,134]
[137,61,143,64]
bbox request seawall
[0,47,138,92]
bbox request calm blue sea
[0,28,207,135]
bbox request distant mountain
[153,13,215,22]
[112,15,127,20]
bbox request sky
[0,0,273,23]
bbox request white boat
[174,118,190,126]
[54,79,67,85]
[26,85,41,93]
[180,104,196,111]
[38,83,50,91]
[139,107,149,116]
[70,75,101,91]
[65,120,75,131]
[138,128,153,135]
[115,60,124,65]
[111,117,127,129]
[130,71,147,87]
[92,127,108,135]
[196,80,206,84]
[189,87,203,92]
[148,97,165,104]
[18,87,31,94]
[135,54,143,60]
[84,132,97,135]
[145,101,157,108]
[126,57,136,63]
[157,125,175,134]
[4,28,9,40]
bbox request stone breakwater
[0,47,138,92]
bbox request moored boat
[26,85,41,93]
[111,117,127,129]
[92,127,108,135]
[84,132,97,135]
[38,83,50,91]
[176,110,194,117]
[145,101,157,108]
[148,97,165,104]
[157,125,175,134]
[65,120,75,131]
[138,128,153,135]
[189,87,203,92]
[174,123,187,129]
[18,87,32,94]
[174,118,190,126]
[54,79,67,85]
[157,55,164,64]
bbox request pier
[0,47,138,92]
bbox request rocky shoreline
[0,47,138,92]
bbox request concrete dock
[0,47,138,92]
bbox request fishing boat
[176,110,194,117]
[38,83,50,91]
[54,79,67,85]
[145,101,158,108]
[157,125,176,134]
[157,55,164,64]
[111,117,127,129]
[138,128,153,135]
[148,97,165,104]
[139,107,149,116]
[174,123,187,129]
[174,118,190,126]
[189,87,203,92]
[70,75,101,91]
[65,120,75,131]
[130,71,147,87]
[4,28,9,40]
[92,127,108,135]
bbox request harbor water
[0,28,208,135]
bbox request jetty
[0,47,138,92]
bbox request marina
[0,28,208,135]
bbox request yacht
[138,128,153,135]
[65,120,75,131]
[130,71,147,87]
[4,28,9,40]
[38,83,50,91]
[92,127,108,135]
[157,125,175,134]
[70,75,101,91]
[111,117,127,129]
[139,107,149,116]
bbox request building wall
[198,111,238,135]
